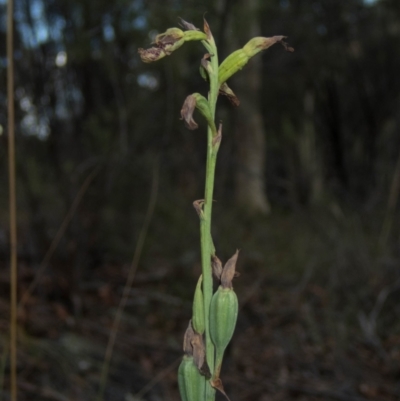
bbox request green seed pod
[218,36,293,85]
[192,275,205,335]
[218,49,249,85]
[210,285,238,380]
[178,355,206,401]
[242,36,286,58]
[210,285,238,355]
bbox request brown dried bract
[179,17,199,31]
[181,95,198,130]
[211,378,231,401]
[211,255,223,280]
[201,53,212,72]
[193,199,204,217]
[221,250,239,289]
[219,83,240,107]
[203,18,212,41]
[262,35,286,50]
[183,320,195,355]
[191,332,205,367]
[281,39,294,52]
[212,122,222,147]
[191,332,211,378]
[265,36,294,52]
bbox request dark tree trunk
[231,0,271,214]
[325,78,348,191]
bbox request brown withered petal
[183,320,195,355]
[203,18,213,41]
[219,83,240,107]
[256,36,287,52]
[211,378,231,401]
[191,333,206,369]
[179,17,200,31]
[221,250,239,289]
[201,53,212,71]
[190,332,211,378]
[181,94,198,130]
[212,122,222,147]
[193,199,204,217]
[138,47,166,63]
[211,255,223,280]
[155,30,183,46]
[281,39,294,52]
[242,35,293,59]
[264,36,294,53]
[261,35,286,50]
[162,39,185,55]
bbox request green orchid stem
[200,36,220,401]
[213,349,225,382]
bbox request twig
[358,277,400,349]
[7,0,17,399]
[97,158,159,401]
[133,357,181,399]
[17,381,72,401]
[19,165,101,308]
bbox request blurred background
[1,0,400,400]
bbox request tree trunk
[298,90,323,204]
[231,0,271,215]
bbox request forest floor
[1,211,400,401]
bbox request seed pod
[210,286,238,380]
[210,286,238,355]
[242,36,287,58]
[218,49,249,85]
[192,275,205,335]
[218,36,293,85]
[178,355,206,401]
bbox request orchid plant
[139,18,292,401]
